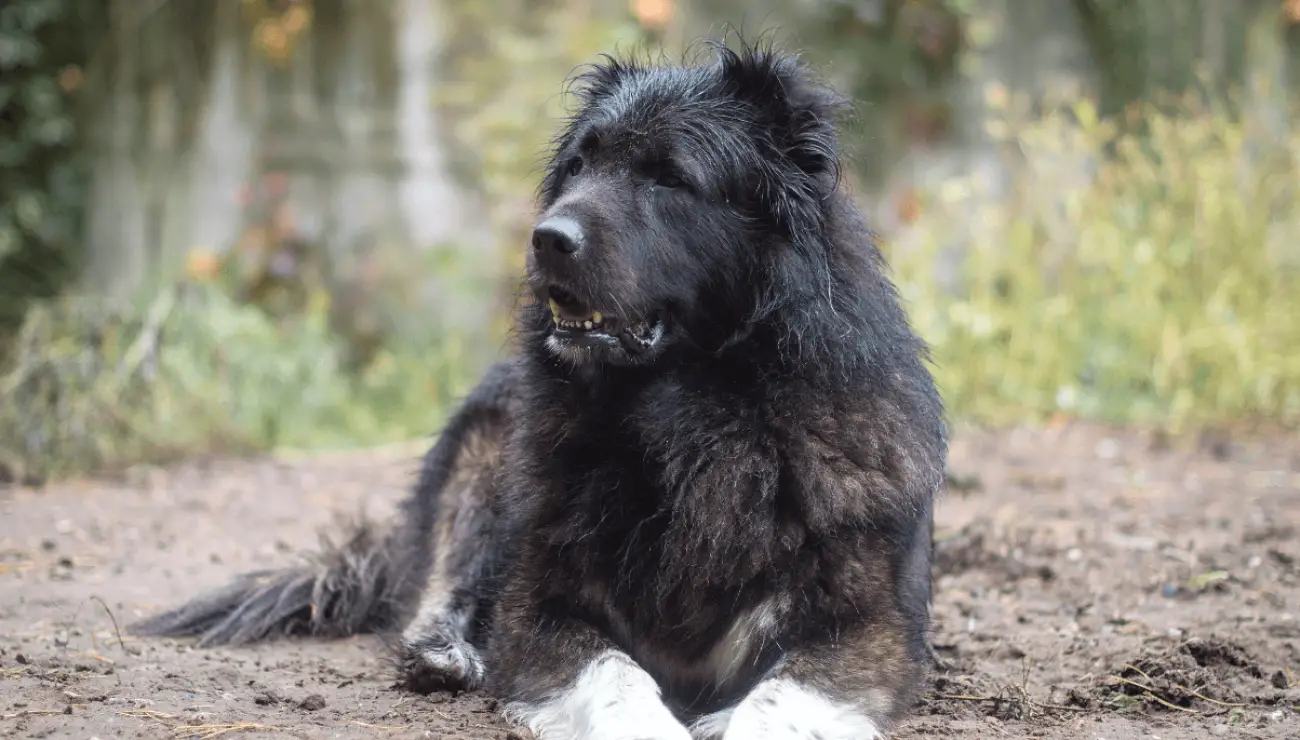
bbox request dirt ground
[2,423,1297,739]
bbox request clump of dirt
[1104,637,1279,711]
[933,519,1056,583]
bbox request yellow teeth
[550,299,606,331]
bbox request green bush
[887,94,1300,430]
[0,280,478,482]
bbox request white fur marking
[687,709,733,739]
[719,678,881,740]
[504,650,693,740]
[702,598,782,685]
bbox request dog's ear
[714,43,845,182]
[714,42,847,245]
[570,53,636,105]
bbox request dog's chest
[534,384,800,685]
[544,455,792,691]
[579,572,786,700]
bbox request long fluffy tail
[130,360,519,649]
[128,520,421,647]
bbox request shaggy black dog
[131,39,947,740]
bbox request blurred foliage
[1071,0,1245,115]
[0,275,477,482]
[0,0,486,482]
[887,92,1300,431]
[0,0,104,359]
[4,0,1300,482]
[242,0,313,65]
[801,0,966,148]
[435,0,650,325]
[687,0,968,180]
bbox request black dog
[131,39,947,740]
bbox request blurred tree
[680,0,966,185]
[434,0,651,336]
[0,0,107,363]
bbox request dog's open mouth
[546,286,663,353]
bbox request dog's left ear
[717,44,846,243]
[717,45,845,184]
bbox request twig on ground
[351,720,406,731]
[121,709,275,738]
[90,595,127,651]
[172,723,274,739]
[1113,668,1247,709]
[1120,663,1155,683]
[1109,676,1200,713]
[1178,687,1246,708]
[430,707,502,732]
[933,692,1087,714]
[118,710,177,720]
[2,709,65,719]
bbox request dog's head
[524,41,848,367]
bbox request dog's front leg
[696,621,922,740]
[489,595,692,740]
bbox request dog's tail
[129,360,517,648]
[128,361,518,648]
[127,518,423,647]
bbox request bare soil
[2,423,1297,739]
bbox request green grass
[0,281,483,481]
[886,94,1300,430]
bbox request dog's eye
[566,158,584,177]
[655,173,684,189]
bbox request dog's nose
[531,217,584,257]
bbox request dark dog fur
[131,38,947,739]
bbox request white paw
[580,695,694,740]
[719,679,880,740]
[506,651,692,740]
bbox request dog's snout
[531,216,584,258]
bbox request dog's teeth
[591,311,603,323]
[548,298,561,320]
[583,321,593,329]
